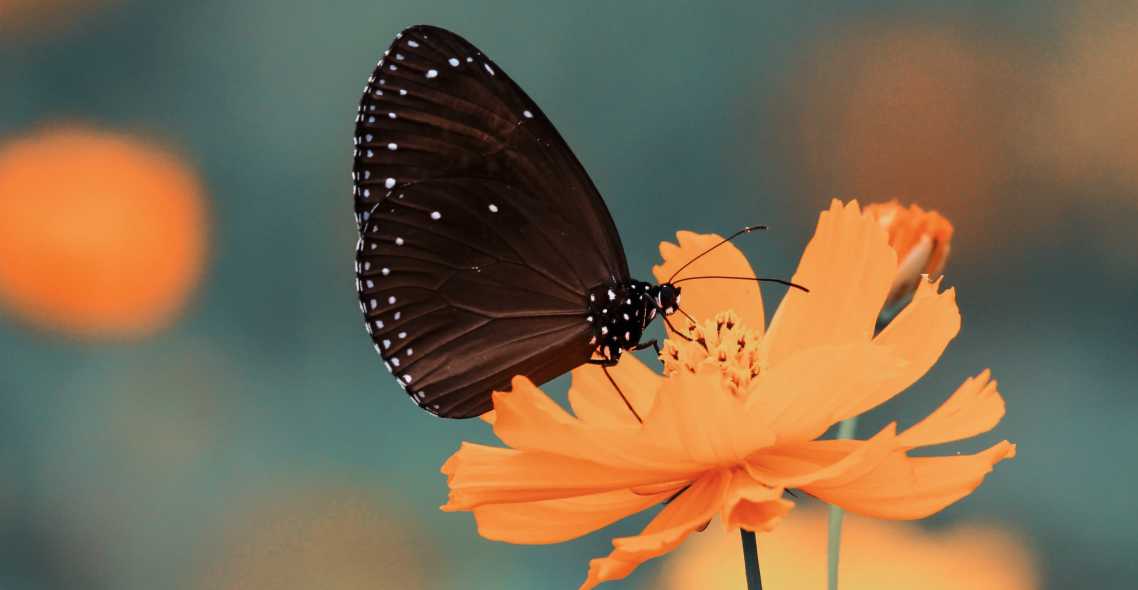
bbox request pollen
[661,310,761,396]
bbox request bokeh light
[0,126,208,339]
[202,485,428,590]
[0,0,117,34]
[1020,2,1138,193]
[774,24,1029,232]
[663,508,1038,590]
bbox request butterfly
[352,25,795,419]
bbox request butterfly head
[652,283,681,316]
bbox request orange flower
[865,200,954,310]
[441,200,1014,589]
[664,507,1038,590]
[0,126,208,338]
[203,485,428,589]
[0,0,118,34]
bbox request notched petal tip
[651,229,765,334]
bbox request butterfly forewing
[353,26,625,418]
[353,25,628,279]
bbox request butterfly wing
[352,24,628,281]
[352,26,625,418]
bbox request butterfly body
[587,280,680,362]
[353,25,679,418]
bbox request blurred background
[1,1,1135,588]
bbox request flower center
[660,310,762,397]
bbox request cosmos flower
[0,126,208,338]
[864,200,954,311]
[664,507,1038,590]
[441,200,1014,589]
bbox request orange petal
[471,486,682,545]
[441,443,680,510]
[642,366,776,468]
[829,276,960,421]
[745,342,903,443]
[492,376,686,474]
[651,231,765,335]
[802,441,1016,520]
[721,472,795,532]
[746,423,900,489]
[897,370,1005,448]
[760,200,896,367]
[568,354,661,427]
[580,470,732,590]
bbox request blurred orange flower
[665,507,1038,590]
[776,25,1028,233]
[865,200,954,310]
[1021,2,1138,191]
[204,485,427,590]
[0,0,118,34]
[441,201,1013,589]
[0,126,207,338]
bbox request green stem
[827,415,859,590]
[740,529,763,590]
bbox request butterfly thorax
[586,280,681,361]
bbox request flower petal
[801,441,1016,520]
[897,370,1005,448]
[652,231,765,335]
[831,276,960,422]
[745,342,903,443]
[721,472,795,532]
[745,423,900,489]
[580,470,732,590]
[441,443,681,510]
[491,376,685,473]
[471,487,681,545]
[568,354,661,427]
[760,200,896,367]
[643,366,776,468]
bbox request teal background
[2,1,1136,588]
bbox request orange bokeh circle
[0,126,208,338]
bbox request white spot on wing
[488,203,499,213]
[426,69,438,78]
[387,296,396,304]
[430,211,441,220]
[483,63,495,76]
[381,267,390,276]
[523,110,533,118]
[448,57,460,67]
[387,143,398,151]
[395,237,404,246]
[407,40,419,48]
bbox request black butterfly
[352,25,787,419]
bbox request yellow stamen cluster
[660,310,762,396]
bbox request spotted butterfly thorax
[352,25,683,419]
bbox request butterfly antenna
[667,225,766,283]
[672,275,810,293]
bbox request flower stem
[826,415,859,590]
[740,529,763,590]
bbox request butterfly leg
[597,364,643,424]
[630,339,661,357]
